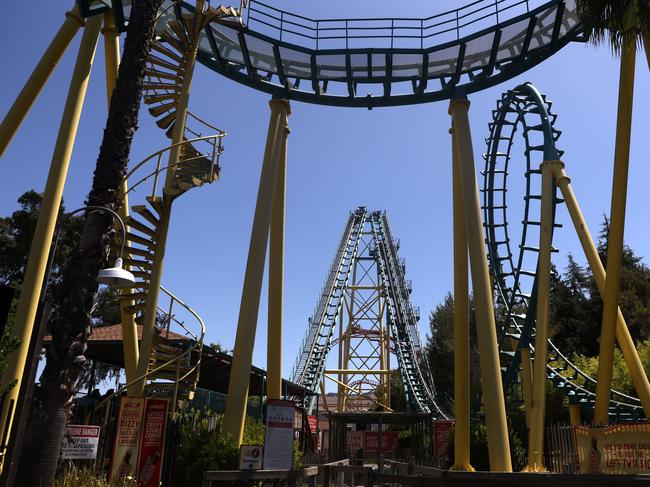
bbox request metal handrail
[245,0,543,49]
[121,135,224,199]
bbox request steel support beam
[101,12,139,395]
[594,41,636,425]
[267,101,289,400]
[0,15,101,454]
[449,96,511,472]
[553,164,650,417]
[449,125,473,472]
[223,98,290,445]
[523,161,554,472]
[0,5,84,158]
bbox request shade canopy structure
[42,324,311,398]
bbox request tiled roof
[43,323,188,343]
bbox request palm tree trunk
[18,1,163,484]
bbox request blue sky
[1,1,649,385]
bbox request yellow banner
[575,423,650,474]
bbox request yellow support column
[449,126,473,472]
[553,165,650,416]
[523,161,554,472]
[101,12,139,394]
[267,113,289,400]
[0,5,84,158]
[449,97,511,472]
[594,41,637,426]
[0,15,101,450]
[224,99,291,445]
[569,404,582,427]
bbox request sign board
[263,399,295,470]
[364,431,399,454]
[240,445,263,469]
[575,424,650,474]
[434,420,454,461]
[307,415,319,450]
[346,431,364,453]
[136,398,169,487]
[110,397,145,481]
[61,425,100,460]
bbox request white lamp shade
[97,258,136,288]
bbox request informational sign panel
[240,445,263,469]
[364,431,399,455]
[433,420,454,461]
[61,425,100,460]
[346,431,364,453]
[263,399,295,470]
[575,424,650,474]
[136,398,169,487]
[110,397,145,481]
[307,415,319,450]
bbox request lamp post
[1,205,134,485]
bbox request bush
[172,409,301,485]
[55,463,135,487]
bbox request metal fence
[245,0,553,49]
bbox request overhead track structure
[481,83,644,420]
[148,0,585,108]
[290,208,446,418]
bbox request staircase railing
[121,134,225,199]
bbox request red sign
[136,398,168,487]
[434,420,454,460]
[110,397,145,481]
[307,415,318,450]
[364,431,399,454]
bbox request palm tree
[576,1,650,425]
[17,0,163,484]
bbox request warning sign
[576,424,650,474]
[61,425,100,460]
[240,445,263,469]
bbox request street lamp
[1,205,134,485]
[58,205,135,288]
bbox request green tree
[20,2,164,483]
[425,293,481,415]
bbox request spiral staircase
[105,3,239,407]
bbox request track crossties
[174,0,582,108]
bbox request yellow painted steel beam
[552,164,650,417]
[449,125,474,472]
[267,115,288,400]
[0,5,84,158]
[523,161,554,472]
[594,41,637,426]
[449,97,511,472]
[0,15,101,452]
[569,404,582,427]
[223,98,290,445]
[101,12,139,395]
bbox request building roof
[43,323,312,398]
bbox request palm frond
[576,0,650,54]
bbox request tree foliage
[576,0,650,53]
[425,293,481,415]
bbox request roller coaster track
[290,208,446,417]
[156,0,584,108]
[482,82,643,419]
